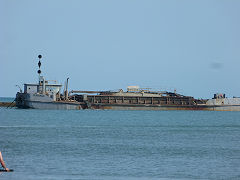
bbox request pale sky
[1,0,240,98]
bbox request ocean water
[0,97,15,102]
[0,108,240,180]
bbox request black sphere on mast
[37,55,42,75]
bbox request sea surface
[0,97,15,102]
[0,108,240,180]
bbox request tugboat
[15,55,83,109]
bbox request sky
[1,0,240,98]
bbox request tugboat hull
[16,93,82,110]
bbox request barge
[15,55,240,111]
[68,87,207,110]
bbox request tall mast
[37,55,45,94]
[37,55,42,83]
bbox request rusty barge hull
[89,103,240,111]
[72,92,208,111]
[89,103,207,110]
[71,91,240,111]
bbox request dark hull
[16,92,83,110]
[88,103,208,110]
